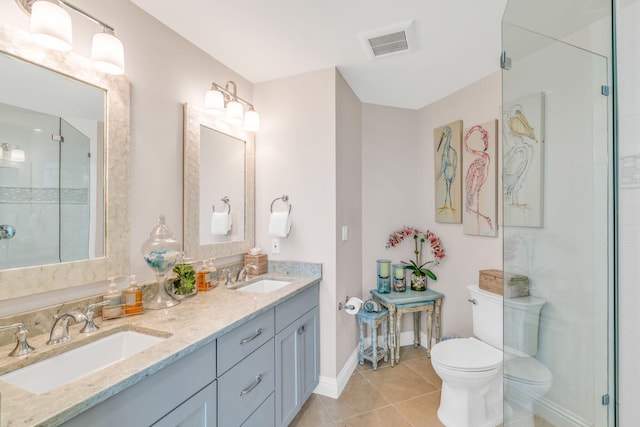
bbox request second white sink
[0,330,166,394]
[236,279,291,293]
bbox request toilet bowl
[431,285,549,427]
[431,337,503,427]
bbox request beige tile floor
[290,345,445,427]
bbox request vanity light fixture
[16,0,125,75]
[204,80,260,131]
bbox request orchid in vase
[386,226,446,290]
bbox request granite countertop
[0,272,321,427]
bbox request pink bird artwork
[463,121,498,236]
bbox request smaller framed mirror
[183,103,254,260]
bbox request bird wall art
[503,93,545,227]
[462,120,498,237]
[434,120,463,223]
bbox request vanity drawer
[217,308,274,375]
[275,283,319,333]
[218,339,275,427]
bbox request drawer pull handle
[240,374,263,396]
[240,328,262,344]
[297,325,306,335]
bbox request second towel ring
[270,194,292,214]
[212,196,231,214]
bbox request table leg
[413,312,421,348]
[382,317,389,362]
[395,311,403,364]
[388,308,397,367]
[372,320,379,371]
[426,305,434,357]
[358,317,364,365]
[435,299,442,344]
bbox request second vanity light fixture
[205,80,260,132]
[15,0,125,75]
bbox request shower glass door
[502,13,612,427]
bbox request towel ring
[212,196,231,214]
[270,194,292,215]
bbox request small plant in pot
[171,262,197,299]
[386,226,446,291]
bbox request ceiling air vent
[358,20,416,59]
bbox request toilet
[431,285,552,427]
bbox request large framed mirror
[183,103,254,260]
[0,25,130,300]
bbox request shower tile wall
[616,0,640,423]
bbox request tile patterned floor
[290,345,445,427]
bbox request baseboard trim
[313,345,359,399]
[531,396,591,427]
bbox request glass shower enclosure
[502,1,613,425]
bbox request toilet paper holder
[338,296,356,311]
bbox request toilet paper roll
[345,297,363,315]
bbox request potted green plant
[386,226,446,291]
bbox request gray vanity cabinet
[152,381,217,427]
[275,285,319,427]
[61,341,217,427]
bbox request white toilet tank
[469,285,504,349]
[468,284,546,356]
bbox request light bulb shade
[30,1,73,52]
[225,101,244,124]
[243,110,260,132]
[9,149,26,162]
[92,32,125,75]
[204,89,225,115]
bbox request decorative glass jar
[392,264,406,292]
[141,215,181,309]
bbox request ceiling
[130,0,509,110]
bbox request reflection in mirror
[0,53,105,269]
[0,25,130,301]
[184,104,254,261]
[199,125,246,244]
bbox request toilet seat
[504,356,552,386]
[432,337,502,372]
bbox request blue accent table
[356,308,389,370]
[370,289,444,366]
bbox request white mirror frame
[0,25,130,300]
[183,103,255,259]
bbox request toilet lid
[432,338,502,372]
[504,356,552,385]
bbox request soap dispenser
[123,274,143,315]
[102,277,123,319]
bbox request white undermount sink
[0,330,166,394]
[236,279,292,293]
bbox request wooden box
[244,254,268,275]
[479,269,529,298]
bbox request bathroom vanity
[0,274,320,427]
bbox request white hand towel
[268,211,291,237]
[211,212,229,235]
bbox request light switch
[341,226,349,241]
[271,238,280,254]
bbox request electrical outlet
[271,238,280,254]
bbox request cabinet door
[153,381,217,427]
[275,307,319,427]
[299,306,319,402]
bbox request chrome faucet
[236,264,258,283]
[47,300,112,345]
[48,311,87,345]
[0,323,35,356]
